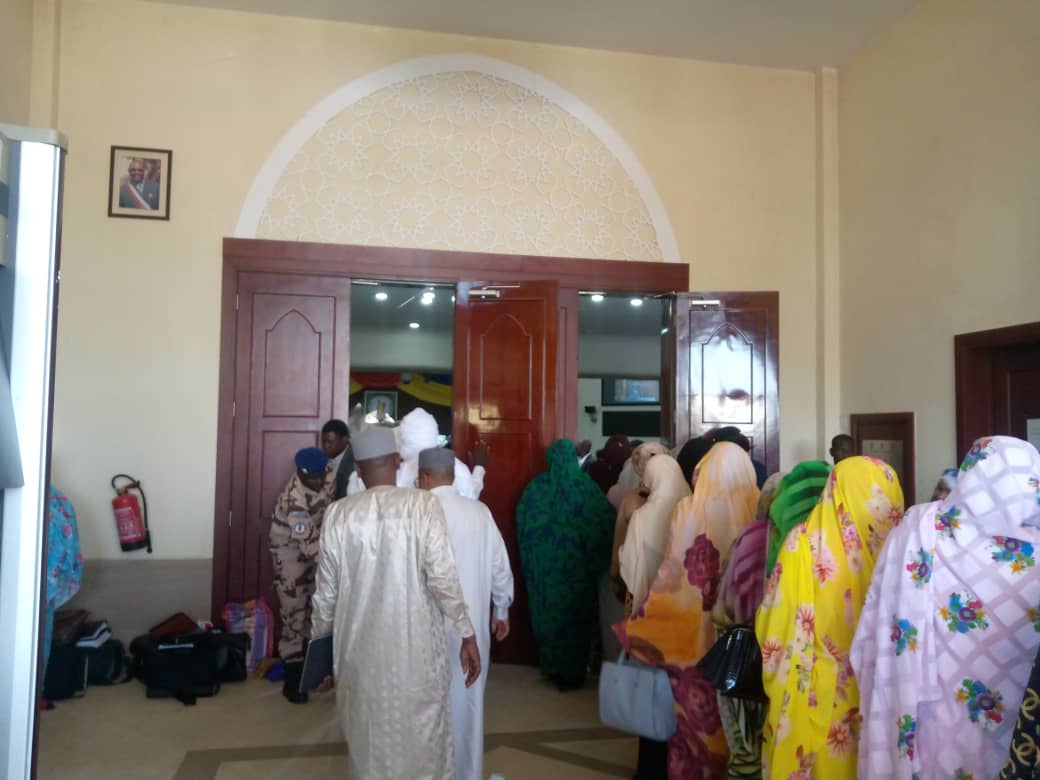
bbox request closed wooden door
[220,272,351,618]
[453,281,558,665]
[955,322,1040,459]
[992,346,1040,441]
[671,291,780,474]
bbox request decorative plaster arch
[235,54,680,263]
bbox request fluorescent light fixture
[590,294,604,303]
[630,297,644,307]
[420,291,435,305]
[408,322,420,329]
[374,291,388,301]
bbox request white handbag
[598,651,677,741]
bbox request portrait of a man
[108,146,172,220]
[118,157,161,210]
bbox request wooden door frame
[212,238,689,619]
[955,321,1040,459]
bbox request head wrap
[940,467,959,490]
[398,408,440,462]
[294,447,329,475]
[676,437,713,487]
[766,460,832,576]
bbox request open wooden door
[670,291,780,474]
[212,272,351,625]
[453,281,559,665]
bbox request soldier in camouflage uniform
[269,446,335,703]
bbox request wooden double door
[212,241,778,665]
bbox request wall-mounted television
[601,377,660,406]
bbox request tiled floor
[37,664,636,779]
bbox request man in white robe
[418,447,514,780]
[348,408,487,498]
[311,426,481,780]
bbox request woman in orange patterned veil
[616,441,760,779]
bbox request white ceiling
[153,0,918,70]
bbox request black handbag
[695,625,768,703]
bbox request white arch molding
[235,54,680,263]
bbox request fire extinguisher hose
[110,473,152,554]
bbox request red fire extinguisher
[111,474,152,553]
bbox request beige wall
[47,0,822,560]
[0,0,34,124]
[839,0,1040,501]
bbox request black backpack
[130,631,250,705]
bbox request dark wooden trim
[955,321,1040,459]
[850,412,916,505]
[210,260,239,621]
[223,238,689,293]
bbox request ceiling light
[630,297,644,307]
[661,327,669,334]
[590,294,604,303]
[420,291,436,305]
[374,291,388,302]
[451,295,456,302]
[408,322,420,329]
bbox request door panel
[672,292,779,475]
[454,281,558,665]
[225,273,351,623]
[992,345,1040,440]
[955,323,1040,458]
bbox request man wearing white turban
[347,408,487,498]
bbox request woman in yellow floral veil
[755,456,904,778]
[617,441,760,779]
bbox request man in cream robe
[347,408,487,498]
[419,448,514,780]
[312,427,481,780]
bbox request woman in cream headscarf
[618,454,691,612]
[609,443,672,586]
[617,442,760,779]
[756,456,904,779]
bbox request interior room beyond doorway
[349,280,455,444]
[577,293,666,452]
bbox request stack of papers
[75,621,111,649]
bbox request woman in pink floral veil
[616,442,760,779]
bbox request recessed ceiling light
[590,294,604,303]
[374,291,388,301]
[408,322,420,329]
[630,297,644,307]
[420,291,435,305]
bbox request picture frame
[850,412,916,505]
[601,377,661,406]
[363,390,398,422]
[108,145,172,220]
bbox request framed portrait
[108,146,172,220]
[850,411,916,505]
[363,390,398,422]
